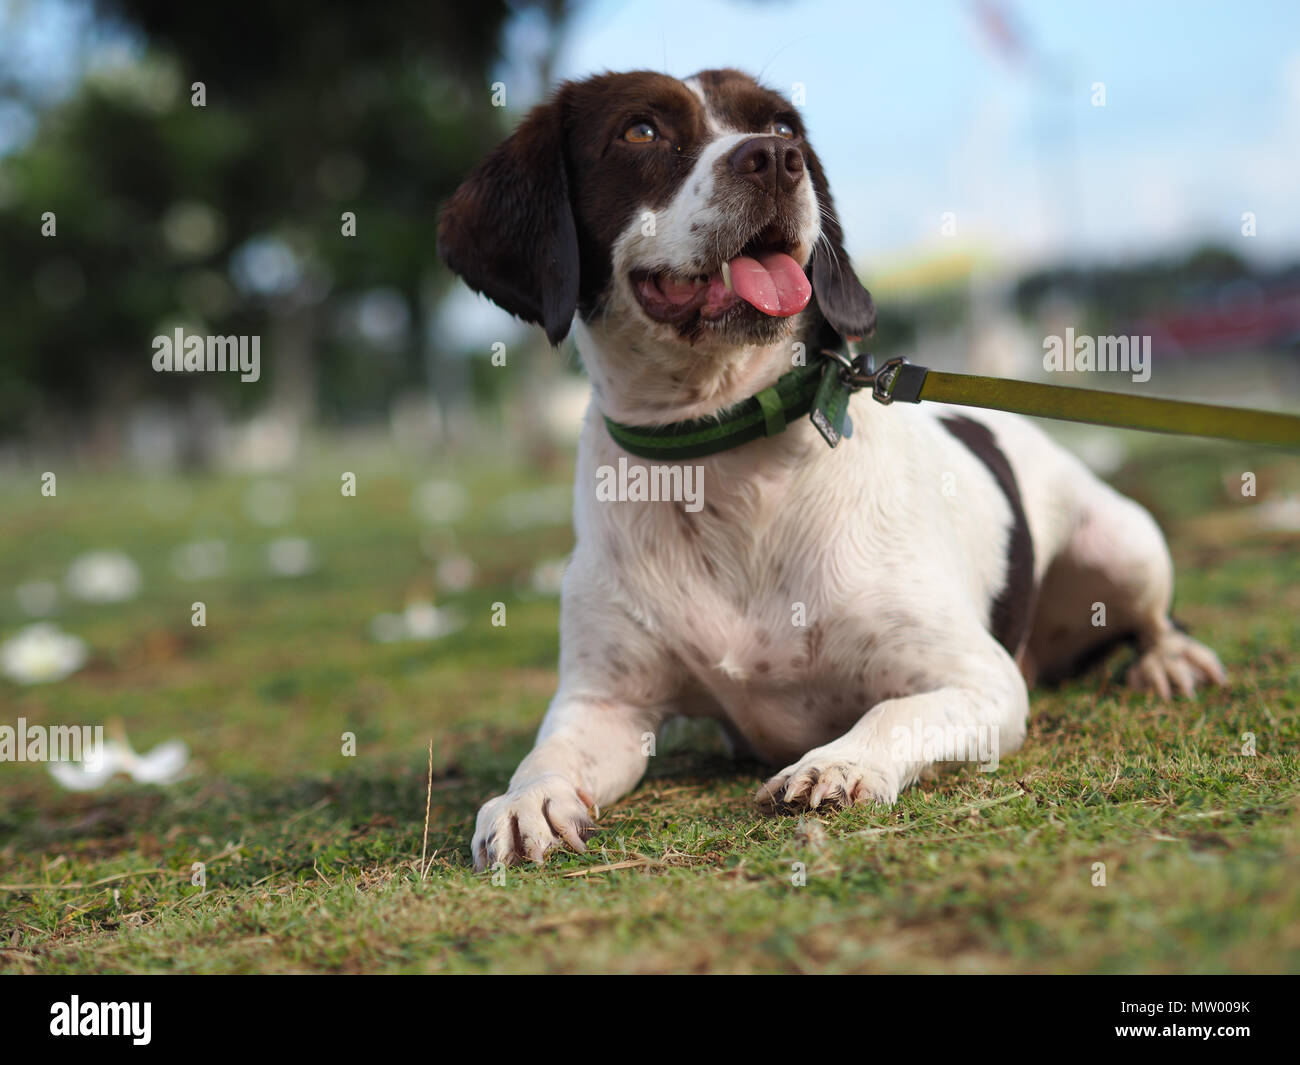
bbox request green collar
[603,359,829,460]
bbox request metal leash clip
[820,342,875,390]
[869,356,911,405]
[818,345,915,406]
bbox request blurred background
[2,0,1299,469]
[1,0,1298,693]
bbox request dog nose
[729,136,805,196]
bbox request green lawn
[1,434,1298,973]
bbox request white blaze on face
[607,77,822,332]
[617,127,753,278]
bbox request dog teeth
[721,261,733,292]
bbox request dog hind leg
[1028,478,1225,696]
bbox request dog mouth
[630,225,813,327]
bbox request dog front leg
[472,694,661,871]
[758,635,1029,810]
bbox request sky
[7,0,1298,272]
[501,0,1300,270]
[5,0,1298,347]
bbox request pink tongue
[727,252,812,317]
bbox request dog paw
[1127,631,1226,699]
[472,774,597,872]
[756,746,899,813]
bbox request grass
[1,433,1298,974]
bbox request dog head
[438,69,874,396]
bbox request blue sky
[501,0,1300,269]
[6,0,1296,271]
[6,0,1297,348]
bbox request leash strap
[873,358,1300,448]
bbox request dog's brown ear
[438,98,580,346]
[803,146,876,341]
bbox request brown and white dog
[438,68,1225,871]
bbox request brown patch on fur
[439,71,710,336]
[804,621,825,664]
[940,415,1037,656]
[674,502,700,538]
[693,68,799,134]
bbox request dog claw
[1128,631,1226,700]
[472,774,597,871]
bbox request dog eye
[771,122,796,139]
[623,122,659,143]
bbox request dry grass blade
[420,738,433,881]
[563,857,657,877]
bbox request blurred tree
[1014,244,1256,325]
[0,0,573,451]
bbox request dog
[438,68,1226,871]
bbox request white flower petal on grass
[412,480,467,525]
[493,486,572,530]
[49,750,119,791]
[1,623,88,684]
[243,479,295,526]
[129,738,190,784]
[435,554,476,593]
[267,537,317,577]
[404,600,462,639]
[65,551,141,603]
[170,539,228,581]
[16,580,59,617]
[1256,495,1300,532]
[369,600,462,643]
[48,735,189,791]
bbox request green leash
[603,349,1300,460]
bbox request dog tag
[810,362,853,447]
